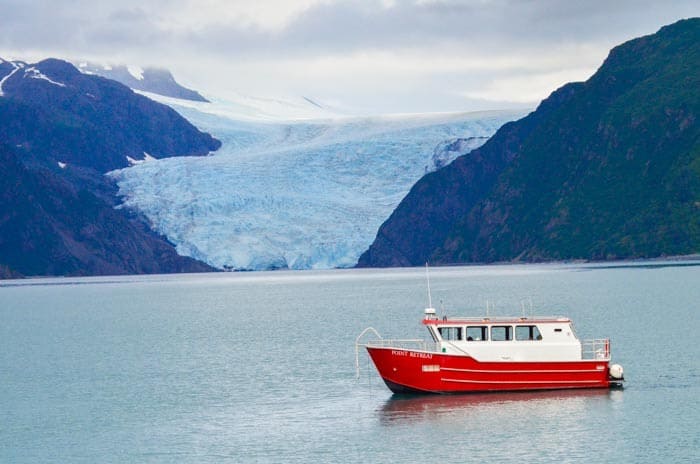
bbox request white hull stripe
[440,367,604,374]
[442,377,602,385]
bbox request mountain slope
[0,58,220,172]
[0,58,219,277]
[358,18,700,267]
[0,143,212,276]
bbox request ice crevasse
[110,98,522,271]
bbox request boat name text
[391,350,433,359]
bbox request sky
[1,0,698,114]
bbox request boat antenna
[425,262,434,310]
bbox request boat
[356,307,625,394]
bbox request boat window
[466,326,488,341]
[438,326,462,341]
[515,325,543,341]
[491,326,512,341]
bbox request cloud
[0,0,697,112]
[462,68,598,104]
[5,0,696,59]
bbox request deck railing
[363,338,440,352]
[355,327,439,378]
[581,339,610,360]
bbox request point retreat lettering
[391,350,433,359]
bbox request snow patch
[0,62,21,97]
[77,63,95,75]
[134,89,343,122]
[24,67,66,88]
[127,65,144,81]
[126,152,157,165]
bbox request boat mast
[425,262,434,311]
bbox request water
[1,263,698,463]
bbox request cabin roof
[422,316,571,326]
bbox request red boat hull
[366,346,612,394]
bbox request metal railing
[355,327,439,378]
[581,339,610,360]
[363,338,439,352]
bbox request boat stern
[608,363,625,388]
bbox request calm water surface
[1,263,698,463]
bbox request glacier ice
[109,100,523,270]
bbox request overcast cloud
[1,0,697,113]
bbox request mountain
[0,58,219,277]
[0,58,220,172]
[110,105,522,270]
[0,143,212,276]
[358,18,700,267]
[76,62,209,102]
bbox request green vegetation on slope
[360,18,700,266]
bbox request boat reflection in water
[378,389,623,426]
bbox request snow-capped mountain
[0,58,219,277]
[110,95,523,270]
[0,58,219,172]
[76,62,209,102]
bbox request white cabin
[423,315,592,362]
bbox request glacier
[109,97,523,270]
